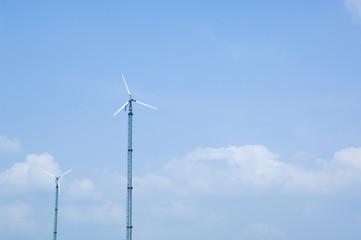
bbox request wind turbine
[114,74,157,240]
[42,169,72,240]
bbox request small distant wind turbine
[114,74,157,240]
[42,169,72,240]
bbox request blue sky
[1,1,361,239]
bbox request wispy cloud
[0,136,21,152]
[0,202,38,232]
[242,223,287,239]
[65,178,101,200]
[62,201,124,225]
[60,174,125,226]
[345,0,361,19]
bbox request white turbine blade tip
[122,74,131,96]
[135,100,158,110]
[41,170,56,177]
[61,169,72,177]
[114,101,129,116]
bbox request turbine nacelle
[42,169,72,195]
[114,74,158,116]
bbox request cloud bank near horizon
[136,145,361,196]
[1,144,361,238]
[2,144,361,199]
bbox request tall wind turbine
[114,74,157,240]
[42,169,72,240]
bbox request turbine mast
[42,169,71,240]
[113,74,157,240]
[53,177,59,240]
[127,100,133,240]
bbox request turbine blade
[114,101,129,116]
[42,170,56,178]
[122,74,131,96]
[135,100,158,110]
[58,180,61,195]
[60,169,72,177]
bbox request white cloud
[0,202,38,232]
[50,145,361,235]
[66,178,98,200]
[2,146,360,239]
[61,172,125,226]
[0,152,63,192]
[89,145,361,233]
[134,173,173,194]
[63,201,124,225]
[345,0,361,19]
[100,170,127,188]
[156,145,361,195]
[160,145,285,195]
[0,136,21,152]
[332,147,361,169]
